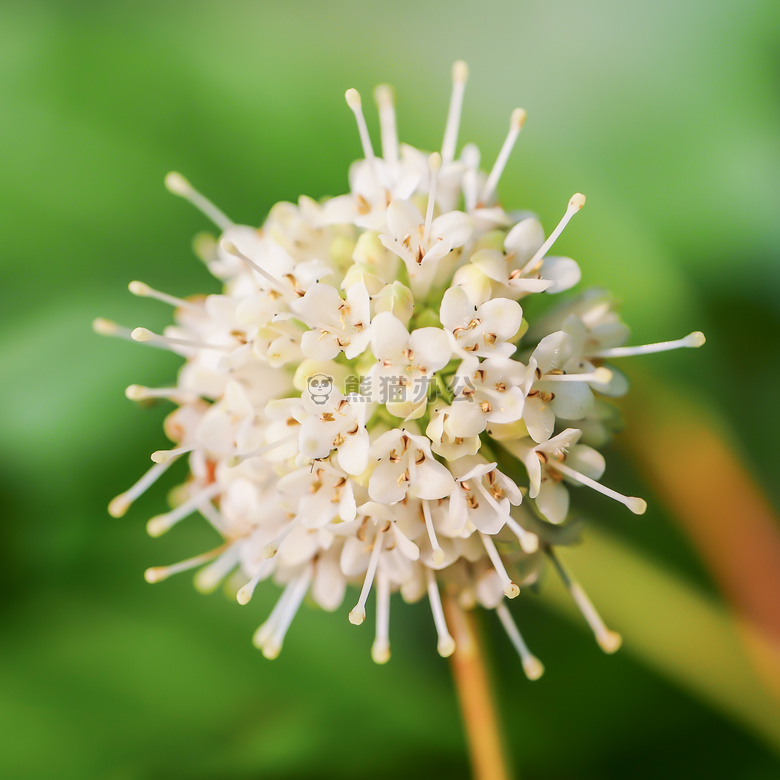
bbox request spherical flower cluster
[96,63,704,675]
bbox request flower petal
[312,554,346,611]
[301,329,341,361]
[409,457,455,500]
[368,460,408,504]
[523,397,556,443]
[535,481,570,524]
[408,327,452,373]
[532,331,573,374]
[549,382,594,421]
[440,285,474,331]
[477,298,523,341]
[387,198,423,239]
[431,211,473,247]
[504,217,544,261]
[370,311,409,362]
[542,256,581,293]
[338,429,370,476]
[421,237,453,265]
[446,401,487,437]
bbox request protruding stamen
[374,84,399,166]
[92,318,133,340]
[422,153,441,248]
[345,88,376,163]
[253,579,297,648]
[257,566,313,659]
[194,544,240,593]
[262,517,300,559]
[591,331,706,359]
[128,281,201,311]
[426,568,455,657]
[237,559,275,605]
[130,327,231,352]
[551,460,646,514]
[461,143,480,212]
[422,500,445,565]
[540,367,613,384]
[350,532,384,625]
[108,458,177,518]
[520,192,585,275]
[480,108,527,204]
[150,445,194,464]
[164,172,233,231]
[480,533,520,598]
[506,517,539,554]
[371,570,391,664]
[548,550,622,654]
[227,433,299,467]
[220,240,294,299]
[496,603,545,680]
[144,543,227,584]
[441,60,469,164]
[125,385,202,403]
[146,482,221,537]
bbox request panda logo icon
[307,373,333,405]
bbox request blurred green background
[2,1,779,778]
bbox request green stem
[444,594,514,780]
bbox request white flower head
[99,62,704,672]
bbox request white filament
[109,458,177,518]
[126,385,202,402]
[480,533,519,598]
[520,193,585,275]
[591,332,706,359]
[164,172,233,231]
[374,84,399,166]
[422,500,444,565]
[426,568,455,657]
[237,559,275,605]
[422,153,441,248]
[253,578,299,648]
[144,544,227,584]
[549,551,622,654]
[151,444,194,464]
[131,327,231,353]
[128,281,200,311]
[262,516,300,559]
[441,60,469,164]
[496,603,545,680]
[194,544,241,593]
[259,566,313,659]
[228,432,299,467]
[350,531,384,625]
[146,482,221,537]
[480,108,526,203]
[551,460,646,515]
[220,240,295,299]
[505,517,539,554]
[540,367,613,384]
[371,570,391,664]
[92,318,134,340]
